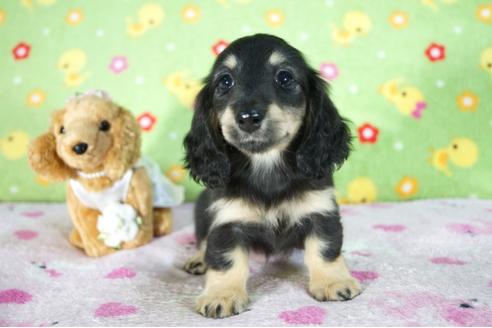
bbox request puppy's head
[184,34,351,188]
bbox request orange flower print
[26,89,46,108]
[182,4,201,23]
[396,176,418,199]
[165,164,186,183]
[476,4,492,24]
[389,11,409,29]
[265,9,284,27]
[456,91,479,112]
[65,9,84,26]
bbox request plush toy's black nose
[72,142,88,155]
[236,109,264,133]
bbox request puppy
[183,34,360,318]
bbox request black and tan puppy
[183,34,360,318]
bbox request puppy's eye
[99,120,111,132]
[217,73,234,94]
[59,126,65,134]
[275,70,295,89]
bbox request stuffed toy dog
[29,90,184,257]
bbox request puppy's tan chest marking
[209,188,336,228]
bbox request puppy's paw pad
[183,258,207,275]
[196,289,249,318]
[309,278,361,302]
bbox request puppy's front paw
[183,251,207,275]
[309,278,361,302]
[196,288,249,318]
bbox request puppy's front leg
[304,213,361,301]
[196,223,249,318]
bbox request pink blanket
[1,200,492,326]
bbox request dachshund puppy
[183,34,360,318]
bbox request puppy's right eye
[59,126,65,134]
[216,74,234,94]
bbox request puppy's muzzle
[236,109,264,133]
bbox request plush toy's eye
[59,126,65,134]
[99,120,111,132]
[217,73,234,94]
[275,70,296,89]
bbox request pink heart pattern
[105,267,136,279]
[14,230,38,240]
[430,257,466,265]
[0,289,32,304]
[95,302,137,317]
[351,270,379,282]
[279,306,326,325]
[373,224,406,232]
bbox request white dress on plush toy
[69,156,184,248]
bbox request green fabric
[1,0,491,203]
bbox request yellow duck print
[338,177,378,204]
[429,138,478,176]
[164,72,203,109]
[21,0,56,9]
[422,0,457,11]
[332,11,371,46]
[380,79,427,119]
[480,47,492,76]
[0,130,30,160]
[58,49,89,87]
[127,3,164,37]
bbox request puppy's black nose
[72,142,88,155]
[236,109,264,133]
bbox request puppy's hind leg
[183,242,208,275]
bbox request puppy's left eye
[275,70,296,89]
[99,120,111,131]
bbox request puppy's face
[185,34,351,188]
[210,37,309,153]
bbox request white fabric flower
[96,203,141,248]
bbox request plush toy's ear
[296,71,351,179]
[103,106,141,181]
[183,83,230,188]
[28,109,75,182]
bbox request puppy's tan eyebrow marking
[223,55,238,69]
[269,51,286,65]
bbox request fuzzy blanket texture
[1,199,492,326]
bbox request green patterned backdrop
[1,0,491,203]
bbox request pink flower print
[109,56,128,74]
[319,62,339,81]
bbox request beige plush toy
[28,90,183,257]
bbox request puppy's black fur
[184,34,350,283]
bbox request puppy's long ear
[28,109,75,182]
[104,106,141,180]
[184,83,230,188]
[296,71,351,179]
